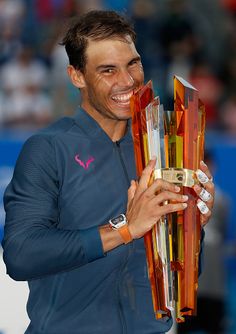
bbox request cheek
[93,75,114,94]
[130,66,144,83]
[88,77,114,107]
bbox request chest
[55,136,136,229]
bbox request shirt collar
[73,107,133,143]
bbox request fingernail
[183,203,188,208]
[200,160,207,166]
[196,170,209,184]
[175,185,180,192]
[199,189,212,202]
[197,201,209,214]
[182,195,188,200]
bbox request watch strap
[117,224,133,244]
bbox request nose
[118,69,134,88]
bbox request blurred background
[0,0,235,333]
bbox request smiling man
[2,10,214,334]
[66,19,144,140]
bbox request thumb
[127,180,137,211]
[128,180,137,200]
[134,157,156,198]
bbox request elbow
[3,251,29,281]
[2,239,32,281]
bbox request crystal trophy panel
[130,76,205,322]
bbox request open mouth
[111,91,133,106]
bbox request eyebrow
[96,56,141,71]
[128,56,141,65]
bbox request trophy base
[155,168,198,187]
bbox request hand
[194,160,215,227]
[126,159,188,240]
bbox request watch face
[109,214,126,229]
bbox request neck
[100,118,128,142]
[81,102,128,141]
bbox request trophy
[130,76,205,322]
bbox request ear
[67,65,86,89]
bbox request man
[2,10,214,334]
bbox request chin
[116,110,132,120]
[108,105,131,120]
[118,115,131,121]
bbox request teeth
[112,91,133,103]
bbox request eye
[102,68,115,74]
[129,59,141,67]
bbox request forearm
[99,224,124,252]
[2,222,104,281]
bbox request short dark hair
[60,10,136,72]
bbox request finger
[197,200,209,215]
[135,158,156,197]
[193,185,212,202]
[203,181,215,199]
[196,169,210,184]
[145,178,180,197]
[199,161,213,181]
[151,191,188,205]
[194,179,215,210]
[200,207,211,227]
[154,202,188,216]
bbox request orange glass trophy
[130,76,205,322]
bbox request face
[76,36,144,121]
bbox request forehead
[85,36,139,67]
